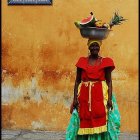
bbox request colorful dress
[75,56,115,139]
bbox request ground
[2,129,138,140]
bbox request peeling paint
[31,120,47,130]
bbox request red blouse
[75,57,115,81]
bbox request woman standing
[71,39,118,140]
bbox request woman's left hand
[70,98,79,114]
[107,100,113,111]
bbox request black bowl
[80,27,112,40]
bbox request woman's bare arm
[105,67,113,110]
[72,67,82,110]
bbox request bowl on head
[80,27,112,40]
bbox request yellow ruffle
[77,83,82,98]
[102,81,109,120]
[102,81,109,102]
[78,125,107,135]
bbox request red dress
[75,56,115,135]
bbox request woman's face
[88,42,100,55]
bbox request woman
[71,39,117,140]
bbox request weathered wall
[2,0,138,133]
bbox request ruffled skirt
[66,81,121,140]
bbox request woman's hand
[73,98,79,108]
[107,99,113,111]
[70,98,79,114]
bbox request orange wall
[2,0,138,133]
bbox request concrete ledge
[2,129,139,140]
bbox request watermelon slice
[79,12,97,27]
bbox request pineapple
[109,12,127,28]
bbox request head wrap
[87,39,102,47]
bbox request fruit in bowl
[95,20,105,28]
[74,11,127,39]
[74,11,127,29]
[74,12,98,28]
